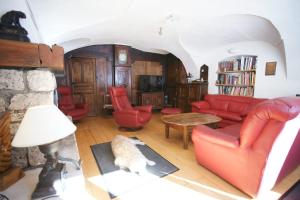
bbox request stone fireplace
[0,68,56,168]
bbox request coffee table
[161,113,222,149]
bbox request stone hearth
[0,68,56,168]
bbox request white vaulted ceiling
[1,0,299,79]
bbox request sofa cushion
[218,124,242,138]
[214,110,243,122]
[228,101,249,116]
[205,95,229,111]
[198,109,242,122]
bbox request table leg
[183,126,189,149]
[165,124,170,138]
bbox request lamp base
[32,163,66,199]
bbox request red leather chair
[192,97,300,197]
[57,86,89,121]
[109,86,152,130]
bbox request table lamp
[12,105,77,199]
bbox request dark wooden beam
[0,39,64,71]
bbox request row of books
[218,72,255,85]
[218,86,254,96]
[218,56,256,72]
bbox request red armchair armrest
[192,125,239,148]
[116,109,139,115]
[134,105,152,113]
[191,101,210,110]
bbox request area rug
[279,180,300,200]
[90,137,179,199]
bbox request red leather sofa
[191,94,266,127]
[57,86,89,121]
[192,97,300,197]
[109,86,152,130]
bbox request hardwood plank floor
[75,113,300,200]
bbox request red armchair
[57,86,89,121]
[192,97,300,197]
[109,86,152,130]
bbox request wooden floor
[75,113,300,200]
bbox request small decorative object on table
[12,105,77,199]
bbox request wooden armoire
[165,54,208,112]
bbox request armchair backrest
[240,97,300,149]
[57,86,75,109]
[109,86,133,112]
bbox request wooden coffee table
[161,113,222,149]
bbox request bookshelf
[216,55,257,97]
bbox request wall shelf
[216,84,254,87]
[216,69,256,74]
[216,55,257,96]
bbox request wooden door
[115,66,132,100]
[70,57,96,116]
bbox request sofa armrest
[134,105,152,113]
[192,125,239,148]
[191,101,210,110]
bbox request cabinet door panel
[115,66,131,99]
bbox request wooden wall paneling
[131,61,146,105]
[70,57,97,116]
[115,66,132,99]
[96,58,108,113]
[145,61,163,75]
[131,61,163,105]
[58,45,113,115]
[130,48,167,102]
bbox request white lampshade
[12,105,77,147]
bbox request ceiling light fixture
[158,27,163,36]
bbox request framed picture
[265,62,276,76]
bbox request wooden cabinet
[176,82,208,112]
[216,55,256,97]
[137,91,164,109]
[165,54,188,106]
[114,45,132,100]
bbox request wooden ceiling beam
[0,39,64,71]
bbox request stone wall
[0,68,56,168]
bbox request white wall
[193,41,300,98]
